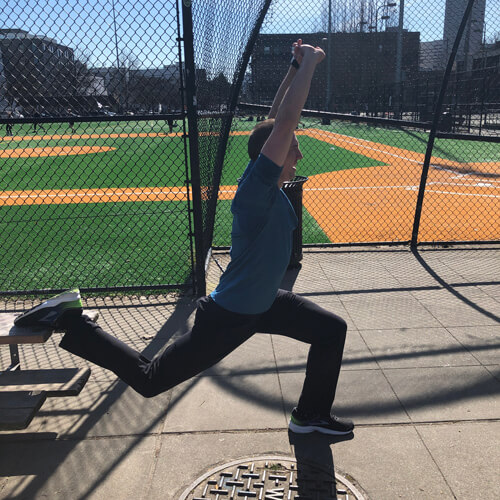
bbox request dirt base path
[299,129,499,242]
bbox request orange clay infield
[1,129,498,242]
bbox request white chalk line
[0,188,188,201]
[311,130,498,176]
[304,185,500,199]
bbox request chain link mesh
[1,1,192,294]
[1,1,499,296]
[212,0,499,247]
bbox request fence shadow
[0,295,199,500]
[411,248,500,323]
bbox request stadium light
[375,2,397,31]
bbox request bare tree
[486,30,500,43]
[318,0,379,33]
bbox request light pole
[395,1,404,119]
[111,0,121,112]
[375,2,397,32]
[322,0,333,123]
[326,0,332,112]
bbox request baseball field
[1,118,498,291]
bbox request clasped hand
[292,38,326,65]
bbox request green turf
[212,200,330,247]
[0,201,192,290]
[1,118,496,292]
[220,134,387,186]
[1,136,187,191]
[301,118,499,163]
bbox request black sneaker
[289,407,354,435]
[14,288,83,328]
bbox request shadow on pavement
[289,430,354,498]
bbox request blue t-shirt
[210,154,298,314]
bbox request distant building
[443,0,486,71]
[472,41,500,74]
[90,63,186,113]
[250,31,420,112]
[77,74,107,97]
[420,40,445,72]
[0,28,76,115]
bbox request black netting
[190,0,272,257]
[212,0,499,248]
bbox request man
[14,41,353,435]
[6,111,13,136]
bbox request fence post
[181,0,206,296]
[410,0,476,248]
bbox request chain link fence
[212,0,499,249]
[0,0,499,297]
[0,1,195,295]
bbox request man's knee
[324,314,347,344]
[133,378,169,398]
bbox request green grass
[212,200,331,246]
[1,118,496,292]
[220,134,386,186]
[300,118,499,163]
[1,133,186,192]
[0,201,192,290]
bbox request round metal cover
[180,455,366,499]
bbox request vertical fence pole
[410,0,476,248]
[394,0,405,119]
[181,0,206,296]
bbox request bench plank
[0,310,99,345]
[0,391,47,430]
[0,313,52,345]
[0,367,91,396]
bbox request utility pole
[326,0,332,110]
[324,0,333,123]
[394,0,405,119]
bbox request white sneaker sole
[26,290,81,314]
[288,420,353,435]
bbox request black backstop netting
[188,0,273,265]
[211,0,499,249]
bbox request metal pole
[394,0,404,119]
[111,0,121,112]
[181,0,206,296]
[325,0,332,111]
[410,0,476,247]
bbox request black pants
[60,290,347,416]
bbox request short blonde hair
[247,118,275,160]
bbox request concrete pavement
[1,245,499,499]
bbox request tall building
[420,40,445,72]
[250,31,420,112]
[443,0,486,71]
[0,29,76,114]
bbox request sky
[1,0,497,71]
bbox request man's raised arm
[268,40,303,119]
[261,43,325,167]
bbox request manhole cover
[180,455,366,499]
